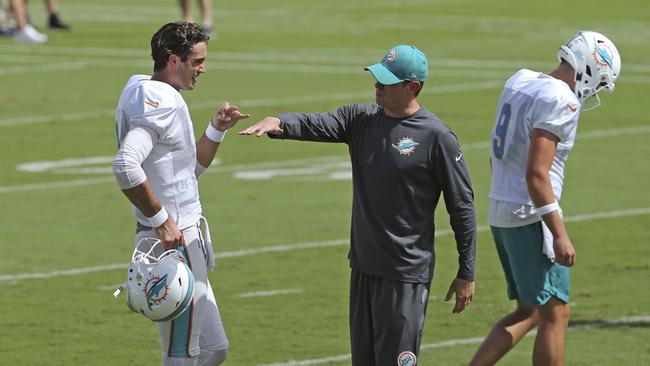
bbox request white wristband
[205,123,227,143]
[148,207,168,227]
[535,201,560,216]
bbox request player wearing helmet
[468,31,621,366]
[112,22,249,366]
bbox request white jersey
[115,75,202,229]
[489,69,580,227]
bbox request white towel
[198,216,216,271]
[510,203,562,261]
[540,207,563,262]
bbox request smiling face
[174,41,207,91]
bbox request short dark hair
[151,22,209,71]
[403,80,424,96]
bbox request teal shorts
[491,222,570,306]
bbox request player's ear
[408,81,422,94]
[167,53,179,69]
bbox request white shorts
[135,219,228,362]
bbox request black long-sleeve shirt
[274,104,476,282]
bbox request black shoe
[201,25,213,37]
[48,14,71,30]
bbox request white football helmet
[114,237,195,322]
[557,30,621,110]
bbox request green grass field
[1,0,649,365]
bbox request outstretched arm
[240,105,357,142]
[239,116,284,137]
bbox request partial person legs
[10,0,47,43]
[197,282,229,365]
[178,0,213,36]
[135,226,228,366]
[468,301,539,366]
[349,269,429,366]
[533,297,569,366]
[45,0,70,29]
[198,349,227,366]
[468,298,569,366]
[179,0,192,21]
[197,0,212,35]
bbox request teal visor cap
[365,45,429,85]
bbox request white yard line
[0,177,115,193]
[0,80,498,127]
[0,110,114,127]
[0,263,127,282]
[0,45,649,73]
[0,61,87,75]
[1,208,648,283]
[0,48,562,73]
[2,124,649,193]
[238,289,304,298]
[258,315,650,366]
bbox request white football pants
[135,219,228,366]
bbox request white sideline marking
[0,263,127,282]
[2,53,649,80]
[258,315,650,366]
[564,207,650,222]
[0,110,114,127]
[17,156,117,173]
[0,80,501,127]
[0,177,114,193]
[2,44,649,73]
[3,124,649,192]
[219,239,350,259]
[1,207,649,283]
[0,61,87,75]
[238,288,303,298]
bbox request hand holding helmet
[114,237,195,322]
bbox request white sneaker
[15,24,48,43]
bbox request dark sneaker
[48,14,71,30]
[201,25,213,37]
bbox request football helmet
[114,237,195,322]
[557,30,621,110]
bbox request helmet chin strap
[113,284,126,297]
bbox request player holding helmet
[112,22,249,366]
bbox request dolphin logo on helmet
[114,237,195,322]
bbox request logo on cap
[385,49,398,63]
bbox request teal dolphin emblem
[146,274,168,309]
[596,46,613,67]
[392,137,420,156]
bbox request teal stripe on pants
[168,244,194,357]
[168,302,194,357]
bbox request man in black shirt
[240,45,477,366]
